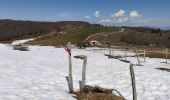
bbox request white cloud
[100,17,129,24]
[93,10,101,18]
[100,19,111,23]
[111,10,125,17]
[130,11,141,17]
[117,17,129,22]
[104,10,127,23]
[99,10,144,26]
[85,16,91,19]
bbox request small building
[58,31,66,34]
[85,34,102,46]
[89,40,102,46]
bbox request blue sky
[0,0,170,27]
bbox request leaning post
[130,63,137,100]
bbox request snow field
[0,44,170,100]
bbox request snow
[11,38,35,45]
[0,43,170,100]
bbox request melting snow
[0,44,170,100]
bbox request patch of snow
[11,38,36,45]
[0,44,170,100]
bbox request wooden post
[74,55,87,91]
[136,50,140,65]
[130,63,137,100]
[79,81,83,91]
[82,56,87,88]
[68,42,74,92]
[124,48,127,61]
[143,50,146,62]
[109,48,112,58]
[166,48,168,63]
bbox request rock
[82,85,113,94]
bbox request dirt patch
[73,92,125,100]
[104,54,122,59]
[72,85,125,100]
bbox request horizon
[0,0,170,28]
[0,19,166,29]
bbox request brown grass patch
[139,52,169,58]
[73,92,125,100]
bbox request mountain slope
[0,19,89,41]
[31,26,120,46]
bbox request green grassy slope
[31,26,125,46]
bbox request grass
[31,26,125,46]
[71,85,125,100]
[139,52,169,59]
[73,92,125,100]
[92,28,136,46]
[146,53,168,58]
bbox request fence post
[74,55,87,91]
[79,81,83,91]
[143,50,146,62]
[82,56,87,89]
[125,48,127,60]
[136,50,140,65]
[68,42,74,92]
[130,63,137,100]
[109,48,112,58]
[166,48,168,63]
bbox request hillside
[32,25,170,48]
[0,19,89,41]
[31,26,123,46]
[0,19,170,47]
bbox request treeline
[0,19,90,41]
[121,26,163,33]
[121,27,170,47]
